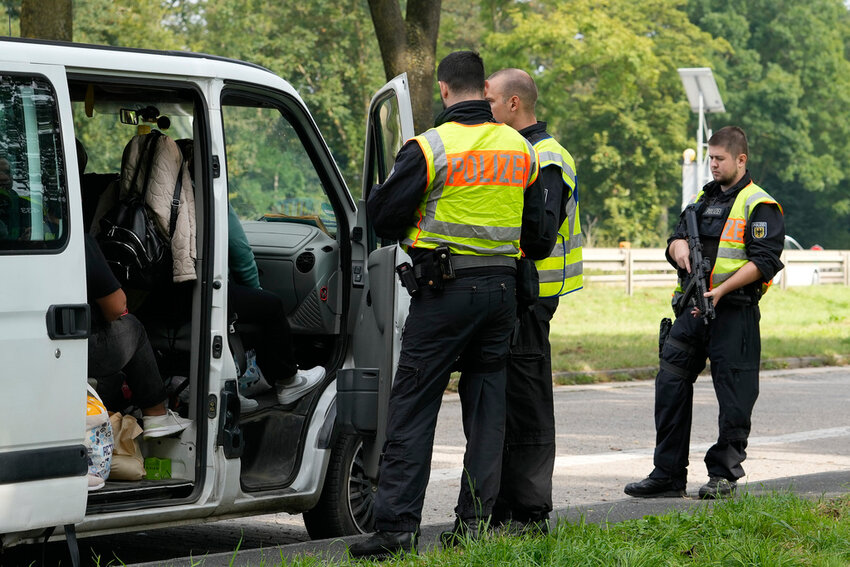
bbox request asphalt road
[7,366,850,566]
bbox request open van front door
[349,74,414,478]
[302,75,415,539]
[0,64,89,541]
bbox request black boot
[698,477,737,499]
[441,517,486,548]
[348,530,417,559]
[624,476,687,498]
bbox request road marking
[429,426,850,482]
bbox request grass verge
[550,285,850,384]
[274,492,850,566]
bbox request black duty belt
[413,255,517,279]
[452,255,518,270]
[723,293,758,307]
[413,254,516,285]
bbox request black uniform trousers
[650,298,761,485]
[228,282,298,381]
[373,272,517,532]
[493,296,559,524]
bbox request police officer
[484,68,581,532]
[349,51,551,558]
[625,126,784,499]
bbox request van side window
[370,94,404,187]
[0,75,67,250]
[222,99,337,237]
[363,92,405,250]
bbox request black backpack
[97,131,184,289]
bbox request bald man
[485,68,583,533]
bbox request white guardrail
[585,248,850,295]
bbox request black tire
[303,432,376,539]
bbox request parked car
[0,37,414,557]
[775,235,820,286]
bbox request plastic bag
[238,349,271,397]
[84,386,113,491]
[108,412,146,481]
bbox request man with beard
[624,126,784,500]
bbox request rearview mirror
[119,108,138,125]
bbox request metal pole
[681,150,697,210]
[696,92,705,189]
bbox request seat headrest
[75,138,88,175]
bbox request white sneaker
[239,392,259,413]
[87,474,105,491]
[276,366,326,405]
[143,410,192,439]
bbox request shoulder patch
[751,221,767,239]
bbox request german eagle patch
[751,221,767,239]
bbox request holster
[413,246,456,291]
[659,317,672,357]
[516,257,539,312]
[395,262,419,297]
[413,255,444,291]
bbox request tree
[687,0,850,248]
[20,0,71,41]
[73,0,387,196]
[187,0,386,195]
[483,0,728,246]
[74,0,186,50]
[1,1,20,37]
[367,0,441,134]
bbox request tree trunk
[367,0,441,134]
[20,0,73,41]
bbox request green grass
[266,492,850,566]
[550,285,850,382]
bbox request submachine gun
[674,202,716,323]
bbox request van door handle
[46,304,91,340]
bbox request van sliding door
[0,64,89,535]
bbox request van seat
[81,172,119,232]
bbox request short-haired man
[349,51,552,558]
[625,126,785,499]
[485,68,582,532]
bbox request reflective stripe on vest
[534,136,583,297]
[676,182,782,296]
[403,121,538,257]
[711,182,782,294]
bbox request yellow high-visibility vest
[533,136,582,297]
[403,121,538,258]
[676,182,782,296]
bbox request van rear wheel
[303,432,376,539]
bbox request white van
[0,37,413,559]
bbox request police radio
[396,262,419,296]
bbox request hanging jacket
[92,132,196,283]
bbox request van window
[372,93,404,186]
[222,99,337,237]
[0,74,68,250]
[364,91,405,250]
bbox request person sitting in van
[0,157,12,239]
[86,233,192,438]
[227,203,325,405]
[0,156,30,241]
